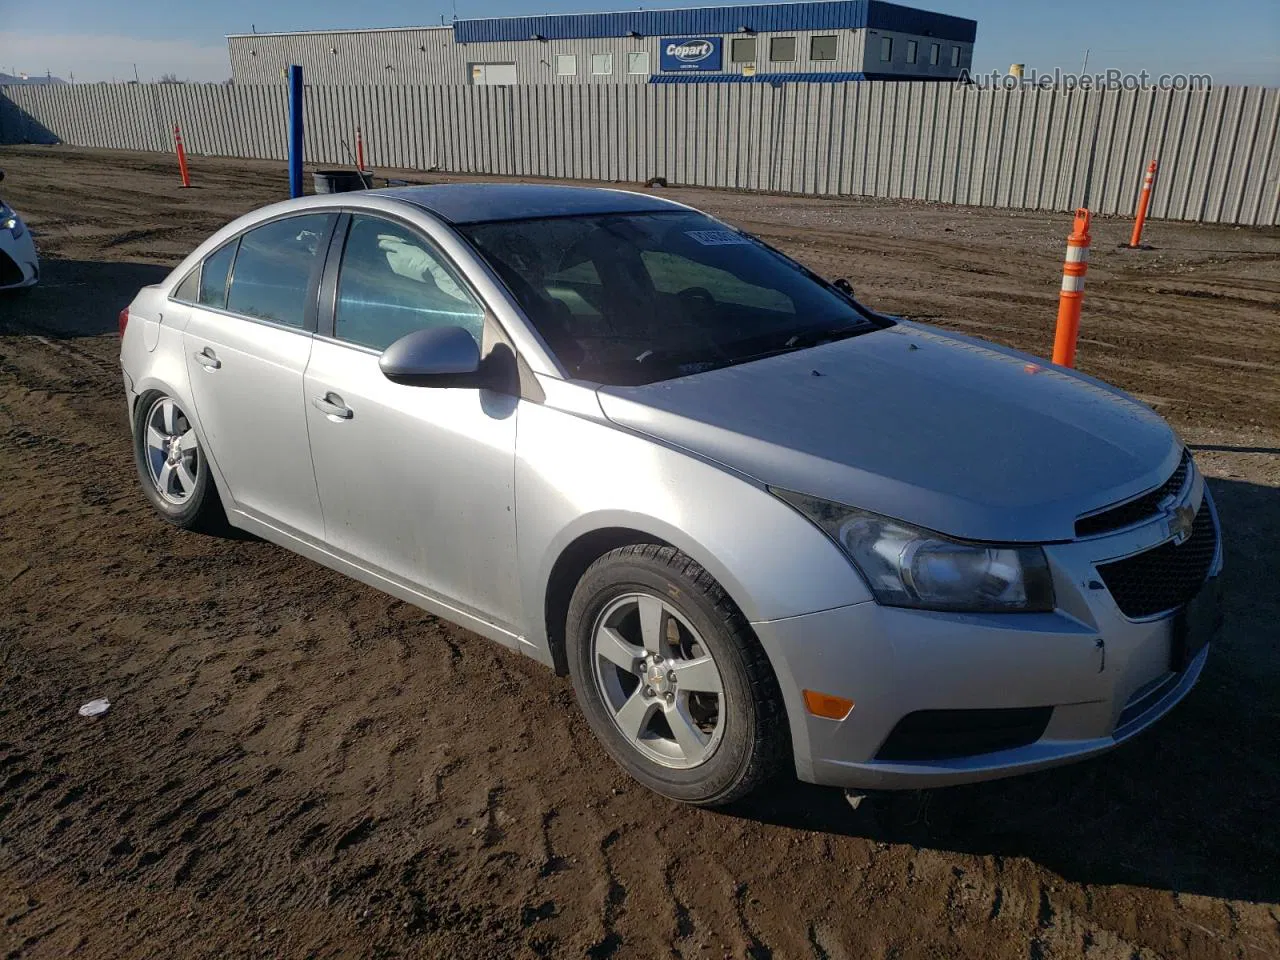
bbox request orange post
[356,126,365,171]
[174,124,191,188]
[1052,208,1091,368]
[1128,160,1157,248]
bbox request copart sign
[660,37,723,72]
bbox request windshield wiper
[777,324,867,351]
[624,323,871,382]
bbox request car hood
[596,322,1180,543]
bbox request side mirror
[379,326,485,389]
[833,277,855,298]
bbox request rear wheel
[132,391,224,532]
[566,544,789,805]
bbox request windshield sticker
[685,230,750,246]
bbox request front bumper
[754,487,1223,791]
[0,229,39,290]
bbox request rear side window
[225,214,332,328]
[334,214,485,351]
[197,241,237,309]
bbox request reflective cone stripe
[174,124,191,188]
[1129,160,1157,248]
[1052,208,1091,368]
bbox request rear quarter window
[197,240,238,309]
[171,240,236,308]
[172,266,200,303]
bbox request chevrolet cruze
[119,185,1223,805]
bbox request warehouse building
[227,1,976,85]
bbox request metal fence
[3,81,1278,225]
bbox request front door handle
[194,347,221,370]
[312,393,353,420]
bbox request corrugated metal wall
[228,29,469,86]
[3,82,1277,225]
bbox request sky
[1,0,1277,85]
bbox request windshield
[459,211,880,385]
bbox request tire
[132,390,225,532]
[566,543,789,806]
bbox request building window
[591,53,613,75]
[627,51,650,75]
[929,43,940,65]
[470,62,517,85]
[770,37,796,62]
[731,37,757,63]
[951,46,961,68]
[879,37,893,62]
[810,35,837,61]
[906,40,917,64]
[555,54,576,76]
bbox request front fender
[515,396,872,659]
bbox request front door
[303,213,521,629]
[182,213,334,541]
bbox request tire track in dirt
[1,145,1278,960]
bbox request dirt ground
[1,145,1278,960]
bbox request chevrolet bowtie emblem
[1168,503,1196,545]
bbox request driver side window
[334,215,485,352]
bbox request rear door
[302,212,522,629]
[182,212,335,541]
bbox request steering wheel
[676,286,716,310]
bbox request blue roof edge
[454,2,975,45]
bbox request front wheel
[565,544,789,805]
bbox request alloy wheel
[143,396,200,504]
[590,592,726,769]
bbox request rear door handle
[194,347,221,370]
[312,393,353,420]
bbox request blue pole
[287,64,303,198]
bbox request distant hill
[0,73,69,86]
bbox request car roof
[376,182,686,224]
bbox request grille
[0,249,23,287]
[874,707,1053,762]
[1076,450,1191,538]
[1096,505,1217,619]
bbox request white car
[0,170,38,291]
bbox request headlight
[0,205,23,238]
[773,490,1055,612]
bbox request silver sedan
[119,185,1222,805]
